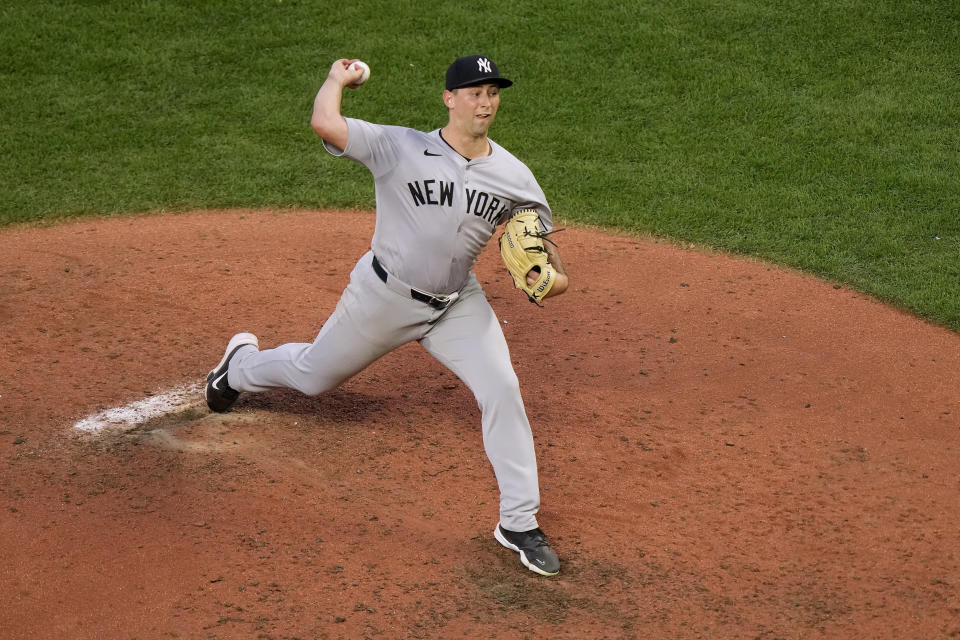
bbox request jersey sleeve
[322,117,401,178]
[507,167,554,231]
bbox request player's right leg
[216,252,433,401]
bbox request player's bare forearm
[543,243,569,298]
[311,59,365,150]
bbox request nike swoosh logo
[535,558,546,565]
[211,372,228,391]
[423,149,442,157]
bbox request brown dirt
[1,208,958,640]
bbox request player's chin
[473,115,495,132]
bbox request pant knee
[294,374,337,397]
[475,372,524,412]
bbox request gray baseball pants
[228,251,541,532]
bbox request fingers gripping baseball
[329,59,370,89]
[347,60,370,87]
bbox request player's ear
[443,89,455,109]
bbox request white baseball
[349,60,370,87]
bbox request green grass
[2,0,958,328]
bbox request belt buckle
[428,291,459,310]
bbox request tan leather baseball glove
[498,209,562,305]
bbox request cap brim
[448,77,513,90]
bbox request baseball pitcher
[205,54,569,576]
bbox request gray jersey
[324,117,552,295]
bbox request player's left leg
[420,278,540,530]
[419,275,559,575]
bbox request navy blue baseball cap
[445,55,513,90]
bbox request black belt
[372,255,459,310]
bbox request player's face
[446,84,501,137]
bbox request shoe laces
[525,528,550,548]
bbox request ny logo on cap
[477,57,492,73]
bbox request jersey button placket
[460,161,471,223]
[453,161,474,253]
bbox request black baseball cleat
[494,524,561,576]
[205,332,258,413]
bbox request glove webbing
[523,227,565,248]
